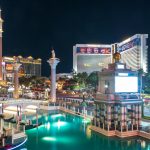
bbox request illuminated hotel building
[73,44,112,74]
[118,34,148,72]
[73,34,148,73]
[3,56,42,81]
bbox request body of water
[18,111,150,150]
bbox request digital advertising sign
[115,76,138,93]
[118,38,141,52]
[76,47,111,54]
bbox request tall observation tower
[0,9,3,80]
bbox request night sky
[0,0,150,76]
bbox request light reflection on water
[19,111,150,150]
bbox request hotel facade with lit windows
[2,56,42,82]
[73,34,148,74]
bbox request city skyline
[0,0,150,76]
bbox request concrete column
[47,50,60,103]
[104,104,107,126]
[99,104,102,122]
[108,125,109,131]
[120,105,125,131]
[124,106,127,127]
[2,138,5,147]
[0,10,3,80]
[17,105,19,125]
[138,105,142,126]
[0,103,3,114]
[107,105,111,129]
[135,105,139,127]
[114,105,118,128]
[19,106,22,121]
[0,118,3,134]
[13,63,21,99]
[126,124,128,131]
[73,106,75,112]
[115,124,116,130]
[131,105,135,126]
[94,104,97,118]
[24,111,27,123]
[12,128,14,144]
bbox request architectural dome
[37,58,42,61]
[27,56,33,59]
[18,55,23,59]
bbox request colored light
[46,122,50,130]
[42,137,56,142]
[82,118,91,124]
[58,136,76,144]
[51,114,63,118]
[141,140,146,148]
[8,138,27,150]
[86,125,91,139]
[45,116,48,121]
[53,121,68,129]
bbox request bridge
[0,98,48,114]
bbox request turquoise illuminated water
[19,111,150,150]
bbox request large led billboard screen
[76,47,111,54]
[118,38,141,52]
[115,76,138,93]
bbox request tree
[63,78,78,90]
[138,69,144,94]
[143,73,150,94]
[76,72,88,87]
[19,76,33,87]
[86,71,98,91]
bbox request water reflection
[24,112,150,150]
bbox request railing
[58,101,94,118]
[95,93,140,101]
[0,119,26,147]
